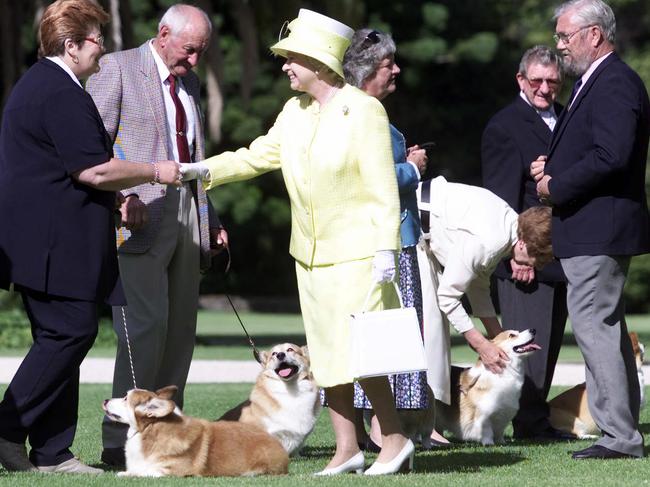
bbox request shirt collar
[579,51,613,87]
[46,56,82,88]
[519,91,557,119]
[149,40,173,85]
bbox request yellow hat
[270,9,354,79]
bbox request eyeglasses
[525,77,561,89]
[360,30,380,50]
[553,25,592,44]
[84,35,104,48]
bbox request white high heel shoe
[364,439,415,475]
[314,451,365,476]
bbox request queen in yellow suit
[180,9,414,476]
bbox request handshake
[148,161,210,185]
[179,162,210,182]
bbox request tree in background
[1,0,649,309]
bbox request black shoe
[101,447,125,469]
[571,444,637,460]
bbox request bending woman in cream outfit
[181,9,414,476]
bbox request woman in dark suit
[0,0,179,474]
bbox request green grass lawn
[0,383,649,485]
[3,310,650,363]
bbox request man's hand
[210,227,228,256]
[536,175,552,201]
[118,194,148,230]
[530,155,547,183]
[510,259,535,284]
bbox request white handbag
[349,281,428,379]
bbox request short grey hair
[159,4,212,36]
[518,45,563,81]
[553,0,616,44]
[343,28,396,88]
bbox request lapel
[138,42,169,153]
[185,77,204,161]
[513,96,552,146]
[548,52,619,155]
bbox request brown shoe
[37,457,103,474]
[0,436,37,472]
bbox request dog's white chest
[122,431,164,477]
[263,380,320,453]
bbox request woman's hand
[510,259,535,284]
[155,160,182,186]
[180,161,211,182]
[476,339,510,374]
[407,145,428,176]
[372,250,396,284]
[464,327,509,374]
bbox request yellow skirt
[295,258,398,388]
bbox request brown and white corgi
[103,386,289,477]
[549,332,645,439]
[220,343,321,456]
[433,329,540,445]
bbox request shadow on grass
[415,450,525,473]
[638,422,650,434]
[196,334,306,347]
[296,445,335,459]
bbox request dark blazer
[481,96,565,281]
[546,53,650,258]
[0,58,120,303]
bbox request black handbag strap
[419,178,432,237]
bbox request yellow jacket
[204,84,400,266]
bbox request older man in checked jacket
[86,4,227,467]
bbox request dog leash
[221,245,262,364]
[117,238,262,391]
[119,305,138,389]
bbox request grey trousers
[102,185,201,449]
[561,255,643,457]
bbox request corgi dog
[220,343,321,456]
[433,329,540,445]
[103,386,288,477]
[549,332,645,439]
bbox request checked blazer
[86,42,217,269]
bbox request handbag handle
[360,280,405,313]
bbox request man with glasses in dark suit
[482,45,572,441]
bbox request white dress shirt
[149,41,196,162]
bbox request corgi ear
[137,397,176,418]
[301,345,309,358]
[155,385,178,400]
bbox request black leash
[219,244,262,364]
